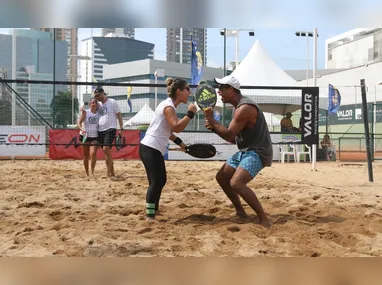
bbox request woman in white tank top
[77,98,100,176]
[139,77,197,219]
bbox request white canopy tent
[264,112,281,127]
[123,104,155,127]
[214,40,302,115]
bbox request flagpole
[180,28,183,63]
[154,70,158,108]
[190,33,197,131]
[12,28,16,126]
[222,28,227,126]
[312,28,318,171]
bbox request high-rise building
[326,28,382,69]
[166,28,207,65]
[101,28,135,39]
[31,28,78,97]
[79,36,154,105]
[0,30,67,80]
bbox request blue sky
[80,28,350,70]
[1,28,351,70]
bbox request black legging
[139,143,167,217]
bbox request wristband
[174,137,183,146]
[186,110,195,119]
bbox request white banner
[0,126,46,157]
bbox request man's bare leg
[230,167,272,228]
[216,163,247,218]
[103,146,114,177]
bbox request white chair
[294,144,311,162]
[279,144,296,163]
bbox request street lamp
[12,28,16,127]
[296,29,319,171]
[220,29,255,69]
[219,29,254,126]
[69,55,91,124]
[295,31,319,86]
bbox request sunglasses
[218,84,231,91]
[182,86,190,91]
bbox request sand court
[0,159,381,257]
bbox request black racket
[195,84,217,111]
[115,133,122,150]
[169,143,216,159]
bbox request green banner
[319,103,382,125]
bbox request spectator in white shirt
[93,87,124,177]
[77,98,100,176]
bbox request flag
[127,86,132,112]
[328,84,341,114]
[191,39,203,85]
[92,78,97,91]
[213,110,221,122]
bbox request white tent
[123,104,155,127]
[264,112,281,126]
[217,40,302,115]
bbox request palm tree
[50,90,79,128]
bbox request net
[1,79,380,161]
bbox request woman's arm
[77,110,86,131]
[164,106,195,133]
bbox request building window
[368,48,374,61]
[105,74,151,83]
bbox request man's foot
[259,218,272,228]
[235,210,248,219]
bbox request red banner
[49,129,140,160]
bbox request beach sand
[0,159,381,257]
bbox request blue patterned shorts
[226,150,263,178]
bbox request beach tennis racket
[169,143,216,159]
[195,84,217,111]
[115,133,122,150]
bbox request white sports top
[98,98,121,131]
[80,109,99,138]
[141,97,176,155]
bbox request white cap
[214,76,241,90]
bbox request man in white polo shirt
[94,87,123,177]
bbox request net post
[360,79,373,182]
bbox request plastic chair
[294,144,311,162]
[279,144,296,163]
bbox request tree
[50,90,79,128]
